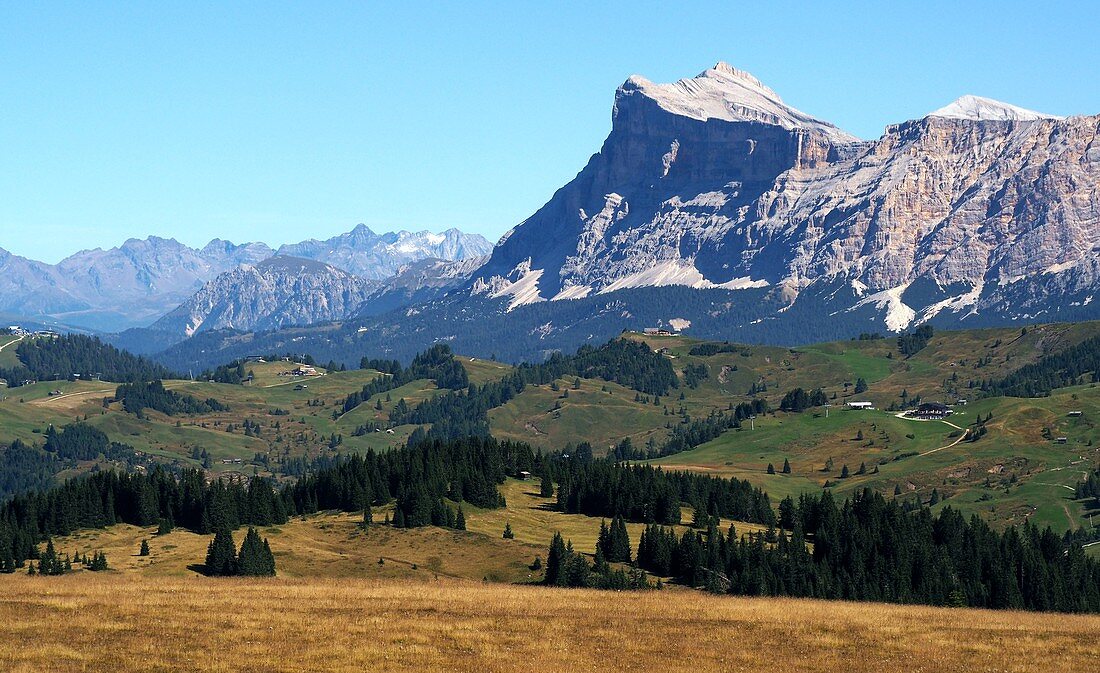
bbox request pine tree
[205,528,237,576]
[545,532,567,586]
[767,463,775,475]
[455,506,466,531]
[139,539,150,556]
[540,473,553,498]
[237,527,275,576]
[782,458,791,474]
[608,517,632,563]
[502,523,514,539]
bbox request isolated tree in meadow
[545,532,567,586]
[782,458,791,474]
[139,539,150,556]
[854,378,868,394]
[502,523,514,539]
[237,527,275,577]
[205,528,237,576]
[841,464,851,479]
[767,463,776,475]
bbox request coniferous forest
[0,334,174,387]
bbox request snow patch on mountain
[849,283,917,331]
[927,95,1060,122]
[919,282,984,323]
[472,259,546,311]
[596,260,769,294]
[551,285,592,301]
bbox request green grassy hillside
[2,322,1099,538]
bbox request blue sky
[2,1,1096,262]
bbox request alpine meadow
[3,4,1100,672]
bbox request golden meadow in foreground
[2,574,1098,672]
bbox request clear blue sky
[2,1,1096,262]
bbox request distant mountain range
[0,226,492,332]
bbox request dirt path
[31,388,115,406]
[917,426,970,457]
[0,334,25,353]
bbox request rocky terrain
[0,226,491,332]
[150,256,379,336]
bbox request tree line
[549,454,775,527]
[388,338,681,442]
[115,380,229,416]
[628,488,1100,613]
[984,334,1100,397]
[0,334,174,387]
[340,344,470,414]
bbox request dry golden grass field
[1,574,1098,673]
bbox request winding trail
[0,334,25,354]
[892,411,969,457]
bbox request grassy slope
[2,322,1099,534]
[0,362,446,475]
[1,574,1097,673]
[655,384,1100,532]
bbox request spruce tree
[540,473,553,498]
[237,527,275,576]
[545,532,567,586]
[205,528,237,576]
[455,506,466,531]
[502,523,514,539]
[782,458,791,474]
[139,539,150,556]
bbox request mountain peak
[927,94,1061,122]
[618,63,858,143]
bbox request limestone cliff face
[472,63,1099,330]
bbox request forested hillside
[0,335,173,387]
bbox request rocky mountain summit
[151,256,378,336]
[276,225,492,280]
[472,62,1098,333]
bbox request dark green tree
[205,528,237,576]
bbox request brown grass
[1,574,1097,672]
